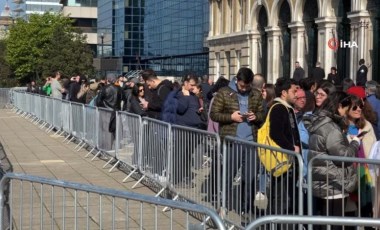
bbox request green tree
[0,40,17,87]
[5,13,94,83]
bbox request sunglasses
[139,89,144,92]
[351,104,364,111]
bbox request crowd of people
[24,60,380,227]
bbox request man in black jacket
[311,62,325,83]
[140,69,173,119]
[268,77,301,217]
[292,61,305,82]
[356,58,368,87]
[96,73,123,110]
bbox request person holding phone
[345,94,377,226]
[129,83,147,116]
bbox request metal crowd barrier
[169,125,221,210]
[96,107,116,160]
[60,100,71,137]
[307,155,380,221]
[138,117,172,195]
[221,136,304,229]
[245,215,380,230]
[0,88,10,108]
[82,105,98,153]
[113,111,142,176]
[52,98,62,133]
[70,102,85,142]
[13,90,362,229]
[0,173,226,230]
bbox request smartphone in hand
[357,131,369,138]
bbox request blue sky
[0,0,4,12]
[0,0,13,14]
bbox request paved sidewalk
[0,109,207,230]
[0,109,148,192]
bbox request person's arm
[249,89,264,125]
[147,85,171,111]
[176,93,190,115]
[269,104,295,151]
[130,97,146,116]
[326,128,359,158]
[210,90,234,124]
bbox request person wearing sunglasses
[344,94,377,227]
[129,83,147,116]
[303,92,361,226]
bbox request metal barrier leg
[39,122,47,129]
[57,130,66,137]
[27,115,34,122]
[85,147,95,158]
[162,195,179,212]
[154,188,165,197]
[122,168,137,182]
[108,160,120,172]
[132,175,145,189]
[32,118,40,125]
[74,140,83,150]
[44,124,52,132]
[66,136,75,144]
[91,151,101,161]
[62,134,70,143]
[46,125,54,133]
[76,142,86,152]
[51,129,61,137]
[103,157,114,169]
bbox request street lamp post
[100,33,104,57]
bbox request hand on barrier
[293,145,300,153]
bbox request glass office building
[142,0,209,76]
[97,0,209,76]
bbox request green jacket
[210,86,264,140]
[42,84,52,96]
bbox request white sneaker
[254,192,268,210]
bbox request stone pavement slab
[0,109,209,230]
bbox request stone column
[249,31,261,74]
[288,22,306,78]
[265,26,282,83]
[315,17,339,77]
[348,11,371,81]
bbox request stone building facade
[207,0,380,83]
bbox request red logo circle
[328,38,339,51]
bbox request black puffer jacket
[303,110,359,198]
[96,84,123,110]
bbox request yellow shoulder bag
[257,103,292,177]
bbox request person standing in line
[311,62,326,83]
[304,92,361,230]
[42,77,52,96]
[327,67,341,86]
[365,80,380,138]
[50,71,66,99]
[268,77,301,217]
[210,67,264,222]
[292,61,305,83]
[356,59,368,87]
[140,69,173,119]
